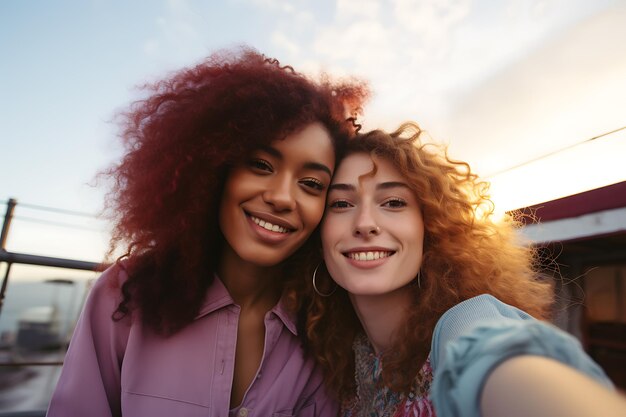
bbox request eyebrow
[258,145,332,176]
[304,162,332,176]
[329,181,411,192]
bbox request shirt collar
[272,296,298,336]
[193,275,233,318]
[194,275,298,336]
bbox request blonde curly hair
[305,121,554,400]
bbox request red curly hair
[305,122,554,400]
[103,47,368,335]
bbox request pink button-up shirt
[46,264,338,417]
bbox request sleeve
[429,294,613,417]
[46,264,131,417]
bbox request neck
[217,244,282,310]
[350,288,413,355]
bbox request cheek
[219,170,244,206]
[320,217,335,248]
[321,219,342,265]
[301,197,326,228]
[320,227,333,256]
[218,175,240,215]
[407,211,425,247]
[403,217,425,270]
[321,232,343,284]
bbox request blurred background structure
[519,181,626,389]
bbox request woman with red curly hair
[306,122,623,417]
[47,47,367,416]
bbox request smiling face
[219,122,335,268]
[321,152,424,298]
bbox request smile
[249,215,292,234]
[344,251,394,261]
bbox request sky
[1,0,625,277]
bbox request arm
[482,355,626,417]
[430,294,614,417]
[46,265,130,417]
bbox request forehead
[332,152,403,184]
[271,122,334,157]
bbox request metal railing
[0,198,109,415]
[0,198,106,367]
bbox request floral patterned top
[341,333,436,417]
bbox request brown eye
[248,158,272,173]
[301,177,325,191]
[329,200,352,209]
[383,198,407,208]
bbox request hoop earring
[413,270,422,290]
[312,262,337,297]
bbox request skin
[482,355,626,417]
[217,122,335,407]
[321,152,423,354]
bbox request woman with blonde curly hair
[306,122,624,417]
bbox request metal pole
[0,198,17,250]
[0,251,104,271]
[0,198,17,316]
[0,263,12,316]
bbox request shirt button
[238,408,248,417]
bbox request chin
[246,247,299,267]
[343,284,385,296]
[245,254,288,267]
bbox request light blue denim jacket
[430,294,613,417]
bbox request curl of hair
[103,46,369,335]
[306,122,554,400]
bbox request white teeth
[250,216,289,233]
[348,251,392,261]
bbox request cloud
[247,0,315,22]
[141,0,205,63]
[313,20,394,64]
[443,4,626,174]
[271,31,300,55]
[314,0,471,66]
[248,0,296,14]
[336,0,381,20]
[393,0,471,38]
[303,0,477,129]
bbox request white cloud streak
[147,0,625,208]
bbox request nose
[353,206,381,237]
[263,174,296,212]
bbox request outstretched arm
[430,295,616,417]
[482,355,626,417]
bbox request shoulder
[94,261,128,288]
[431,295,534,366]
[438,294,533,327]
[90,261,127,294]
[81,261,131,320]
